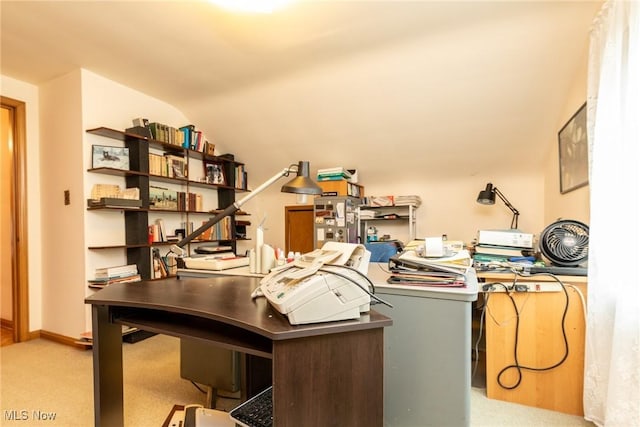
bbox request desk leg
[92,305,124,427]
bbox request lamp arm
[493,187,520,229]
[233,166,294,211]
[169,165,297,257]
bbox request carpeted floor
[0,335,594,426]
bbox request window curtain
[584,1,640,426]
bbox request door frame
[1,96,30,342]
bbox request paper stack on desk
[386,250,471,287]
[182,253,250,271]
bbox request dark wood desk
[85,276,392,427]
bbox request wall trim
[0,96,29,343]
[39,330,88,350]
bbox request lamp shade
[477,183,496,205]
[281,161,323,195]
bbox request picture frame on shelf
[149,186,178,210]
[92,145,130,170]
[205,161,226,185]
[558,102,589,194]
[205,142,216,156]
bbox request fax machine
[259,242,373,325]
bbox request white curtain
[584,1,640,426]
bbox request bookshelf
[358,204,418,243]
[85,126,250,280]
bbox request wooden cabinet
[478,272,588,416]
[86,126,249,280]
[284,205,314,255]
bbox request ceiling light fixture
[208,0,296,14]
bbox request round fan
[539,219,589,267]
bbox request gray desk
[369,264,479,427]
[85,276,392,427]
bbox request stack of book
[473,229,535,268]
[472,244,534,266]
[88,264,140,288]
[317,167,352,181]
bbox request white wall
[186,31,561,252]
[36,69,193,337]
[544,50,590,226]
[39,70,85,338]
[80,69,191,333]
[0,75,43,332]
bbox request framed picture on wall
[204,161,226,185]
[558,102,589,194]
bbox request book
[194,244,233,254]
[95,264,138,279]
[477,229,534,249]
[155,218,167,242]
[88,274,141,288]
[87,198,142,208]
[317,167,352,177]
[152,248,169,279]
[474,244,530,257]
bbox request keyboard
[229,386,273,427]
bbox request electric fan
[538,219,589,267]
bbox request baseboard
[0,318,14,329]
[40,330,87,350]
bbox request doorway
[1,96,29,345]
[284,205,314,254]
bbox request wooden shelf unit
[86,126,250,280]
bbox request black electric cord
[472,292,488,380]
[317,264,394,308]
[472,281,503,380]
[494,273,570,390]
[191,380,208,394]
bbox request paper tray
[183,256,250,271]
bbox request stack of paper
[394,195,422,207]
[387,251,469,287]
[359,210,376,219]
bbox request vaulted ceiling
[1,0,601,182]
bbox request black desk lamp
[170,161,322,257]
[476,183,520,229]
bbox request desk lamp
[170,161,322,257]
[476,183,520,229]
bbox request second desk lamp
[476,183,520,229]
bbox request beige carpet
[1,335,594,426]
